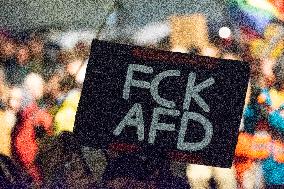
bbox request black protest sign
[74,39,250,168]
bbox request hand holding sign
[74,39,250,168]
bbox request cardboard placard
[74,39,250,168]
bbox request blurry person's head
[16,45,30,65]
[261,58,276,87]
[28,35,44,58]
[9,87,23,112]
[201,45,220,58]
[59,75,77,93]
[0,38,16,58]
[74,41,90,59]
[23,73,45,100]
[67,59,84,76]
[45,70,64,98]
[44,42,61,64]
[57,51,76,66]
[272,55,284,90]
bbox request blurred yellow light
[264,24,283,40]
[271,41,284,58]
[249,39,266,58]
[55,107,76,134]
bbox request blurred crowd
[1,17,284,189]
[0,31,91,188]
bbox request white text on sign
[113,64,215,151]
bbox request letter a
[113,103,145,141]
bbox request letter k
[183,72,215,112]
